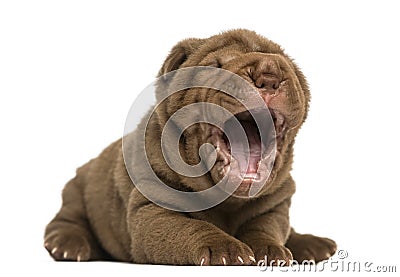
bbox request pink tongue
[228,121,261,174]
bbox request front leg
[128,198,255,265]
[236,199,293,266]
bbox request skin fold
[44,29,336,265]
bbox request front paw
[44,231,91,261]
[253,244,293,266]
[194,236,255,266]
[286,234,337,262]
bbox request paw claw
[77,255,82,262]
[51,247,58,254]
[238,255,244,264]
[222,257,227,265]
[63,252,68,259]
[325,252,331,258]
[249,255,256,263]
[196,237,254,265]
[200,257,205,266]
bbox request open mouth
[210,108,286,195]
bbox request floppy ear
[158,38,205,77]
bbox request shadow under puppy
[44,29,336,265]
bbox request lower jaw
[222,158,275,197]
[232,183,255,197]
[220,172,270,198]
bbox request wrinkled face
[156,31,310,198]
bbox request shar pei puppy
[44,29,336,265]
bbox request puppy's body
[45,30,336,265]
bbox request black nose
[254,74,280,90]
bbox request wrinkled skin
[44,29,336,265]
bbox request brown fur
[44,29,336,265]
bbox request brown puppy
[44,29,336,265]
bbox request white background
[1,0,399,276]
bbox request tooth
[225,166,231,174]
